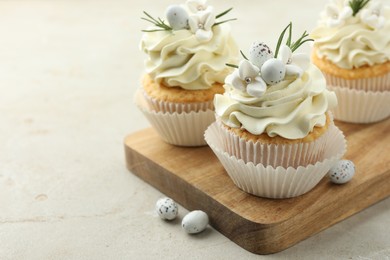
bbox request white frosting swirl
[140,24,238,90]
[311,5,390,69]
[215,65,337,139]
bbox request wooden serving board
[124,118,390,255]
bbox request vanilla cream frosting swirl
[140,24,238,90]
[215,65,337,139]
[311,6,390,69]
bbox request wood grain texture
[124,118,390,255]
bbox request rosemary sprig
[213,7,237,27]
[290,30,313,52]
[142,7,236,32]
[274,22,292,58]
[141,11,172,32]
[286,23,293,47]
[224,51,248,69]
[216,7,233,19]
[226,63,239,68]
[274,22,313,58]
[349,0,370,16]
[240,50,248,60]
[213,18,237,27]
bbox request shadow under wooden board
[124,118,390,255]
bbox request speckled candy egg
[328,160,355,184]
[249,41,274,69]
[261,58,286,85]
[182,210,209,234]
[166,5,189,30]
[155,197,178,220]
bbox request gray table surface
[1,0,389,259]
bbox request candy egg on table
[261,58,286,85]
[328,160,355,184]
[155,197,178,220]
[182,210,209,234]
[248,41,274,69]
[166,5,189,30]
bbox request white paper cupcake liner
[204,122,346,199]
[217,120,332,168]
[328,86,390,123]
[142,90,214,113]
[135,89,215,146]
[323,72,390,92]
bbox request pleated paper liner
[142,90,214,113]
[322,72,390,92]
[217,120,332,169]
[135,89,215,147]
[328,86,390,123]
[204,122,346,199]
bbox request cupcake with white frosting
[204,23,346,198]
[311,0,390,123]
[136,0,238,146]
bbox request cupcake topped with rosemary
[205,24,345,199]
[140,0,238,90]
[311,0,390,69]
[215,23,337,140]
[311,0,390,124]
[136,1,239,147]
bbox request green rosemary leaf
[158,17,167,25]
[216,7,233,19]
[141,11,172,32]
[291,39,313,52]
[143,11,159,24]
[141,17,157,24]
[349,0,370,16]
[290,30,313,52]
[275,23,313,54]
[291,30,307,50]
[286,22,293,47]
[240,50,248,60]
[274,22,291,58]
[226,63,239,68]
[213,18,237,27]
[141,29,169,32]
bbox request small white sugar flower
[188,10,215,42]
[186,0,212,13]
[225,60,267,97]
[360,2,385,29]
[325,3,353,27]
[279,45,310,78]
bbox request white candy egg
[182,210,209,234]
[166,5,189,30]
[156,197,178,220]
[248,41,274,69]
[328,160,355,184]
[261,58,286,85]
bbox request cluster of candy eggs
[164,7,294,87]
[156,197,209,234]
[248,41,289,85]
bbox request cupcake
[136,0,238,146]
[311,0,390,123]
[204,23,346,199]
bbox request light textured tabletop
[1,0,389,259]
